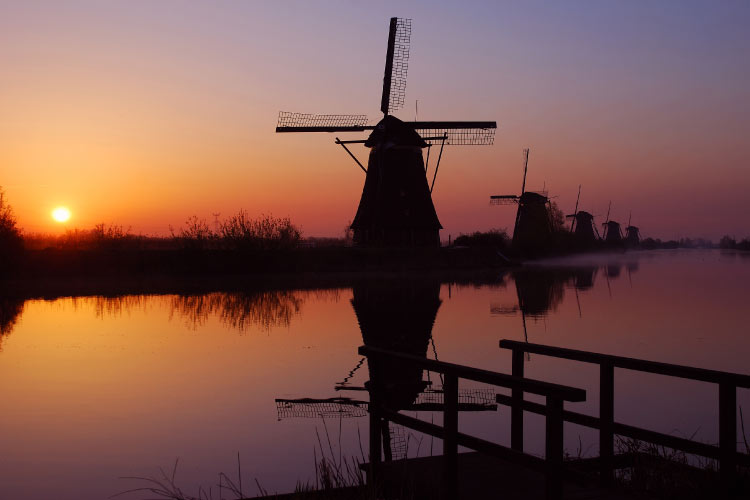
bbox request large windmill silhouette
[276,18,497,247]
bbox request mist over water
[1,249,748,499]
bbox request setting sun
[51,207,71,223]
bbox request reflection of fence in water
[275,398,368,419]
[275,387,497,419]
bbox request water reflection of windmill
[490,149,553,252]
[276,18,497,247]
[490,301,530,360]
[275,280,496,461]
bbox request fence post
[599,362,614,485]
[545,396,564,500]
[719,382,737,494]
[368,382,382,492]
[444,373,459,499]
[511,348,525,452]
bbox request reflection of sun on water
[51,206,71,223]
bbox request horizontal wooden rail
[495,394,750,466]
[381,408,547,472]
[499,339,750,493]
[499,340,750,388]
[359,345,587,500]
[359,345,585,402]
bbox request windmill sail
[276,112,371,133]
[490,195,520,205]
[274,17,497,247]
[381,18,411,115]
[409,121,497,145]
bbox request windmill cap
[519,191,548,204]
[569,211,593,220]
[366,115,427,149]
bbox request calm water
[1,249,749,499]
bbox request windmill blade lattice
[417,127,496,145]
[381,18,412,115]
[276,112,370,132]
[490,195,520,205]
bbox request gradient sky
[2,0,749,239]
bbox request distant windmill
[490,149,553,251]
[601,201,623,244]
[212,212,221,233]
[625,212,641,247]
[565,186,599,244]
[275,18,497,247]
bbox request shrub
[91,223,140,250]
[219,211,301,251]
[170,216,216,250]
[453,229,510,249]
[0,188,23,273]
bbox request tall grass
[115,420,370,500]
[21,211,302,253]
[24,224,147,251]
[169,212,302,251]
[219,211,301,251]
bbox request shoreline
[0,246,514,300]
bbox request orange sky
[2,1,749,240]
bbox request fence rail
[498,339,750,492]
[358,345,586,500]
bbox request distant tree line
[21,212,303,252]
[718,235,750,251]
[452,229,510,250]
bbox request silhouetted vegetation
[118,425,372,500]
[168,212,302,251]
[220,211,302,251]
[614,435,749,500]
[452,229,510,249]
[169,216,215,250]
[548,201,566,233]
[719,235,750,251]
[24,225,151,251]
[0,188,23,274]
[640,237,715,250]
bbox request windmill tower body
[571,210,597,243]
[275,18,496,248]
[625,225,640,246]
[603,220,623,244]
[513,191,553,251]
[351,116,442,246]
